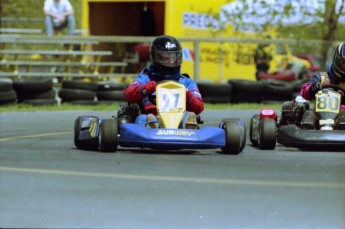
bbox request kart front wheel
[220,118,243,155]
[99,119,118,152]
[74,116,99,150]
[258,119,277,150]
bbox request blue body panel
[119,123,225,149]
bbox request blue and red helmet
[332,42,345,79]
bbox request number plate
[315,91,341,113]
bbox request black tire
[97,90,126,101]
[63,100,99,105]
[198,82,232,96]
[202,96,231,104]
[97,81,128,91]
[58,88,96,101]
[74,116,99,150]
[220,118,242,155]
[258,119,277,150]
[99,119,118,152]
[0,90,17,104]
[13,78,52,93]
[20,99,57,106]
[228,79,263,103]
[249,114,260,146]
[197,82,232,103]
[260,79,294,102]
[62,80,99,91]
[17,89,56,101]
[0,78,13,92]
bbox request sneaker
[145,114,159,128]
[184,112,198,129]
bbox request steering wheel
[148,91,157,105]
[322,84,345,95]
[323,84,345,106]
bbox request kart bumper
[277,125,345,148]
[119,124,225,149]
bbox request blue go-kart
[74,81,246,154]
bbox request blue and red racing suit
[123,65,204,126]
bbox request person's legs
[54,19,68,34]
[135,114,158,128]
[45,16,54,35]
[180,111,198,129]
[67,15,75,35]
[135,114,147,126]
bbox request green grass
[0,102,283,112]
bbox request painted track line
[0,131,71,142]
[1,166,344,189]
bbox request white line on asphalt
[1,166,344,189]
[0,132,71,142]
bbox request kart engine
[280,100,309,126]
[117,103,141,124]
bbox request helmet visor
[333,52,345,74]
[153,50,182,67]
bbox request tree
[220,0,345,68]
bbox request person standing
[254,38,272,80]
[43,0,75,36]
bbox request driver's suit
[300,64,345,110]
[123,65,204,126]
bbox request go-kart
[250,84,345,150]
[74,80,246,154]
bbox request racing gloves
[309,82,322,95]
[142,81,157,95]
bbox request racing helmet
[332,42,345,79]
[150,35,183,75]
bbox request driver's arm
[124,75,155,103]
[185,80,204,115]
[300,73,322,100]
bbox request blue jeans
[45,15,75,35]
[135,112,192,128]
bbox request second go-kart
[250,84,345,150]
[74,81,246,154]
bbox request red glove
[142,81,157,95]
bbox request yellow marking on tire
[0,131,71,142]
[1,166,344,189]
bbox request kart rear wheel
[220,118,242,155]
[249,114,260,147]
[74,116,99,150]
[258,119,277,150]
[99,119,118,152]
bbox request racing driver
[123,35,204,129]
[299,41,345,128]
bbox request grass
[0,102,283,112]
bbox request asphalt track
[0,110,344,229]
